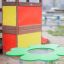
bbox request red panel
[3,33,17,52]
[18,6,42,26]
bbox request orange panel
[18,6,42,26]
[3,33,17,52]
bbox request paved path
[42,25,64,46]
[0,55,20,64]
[42,31,64,46]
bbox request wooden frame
[2,0,17,6]
[19,0,42,6]
[2,0,42,6]
[3,25,41,34]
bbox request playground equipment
[3,0,42,52]
[6,44,64,64]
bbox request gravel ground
[42,31,64,46]
[0,55,20,64]
[0,55,64,64]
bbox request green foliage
[47,26,64,36]
[47,30,53,34]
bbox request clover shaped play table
[6,44,64,64]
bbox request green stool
[6,44,63,64]
[20,44,60,64]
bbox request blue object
[56,16,60,26]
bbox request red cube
[3,33,16,52]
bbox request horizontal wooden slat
[18,24,41,34]
[2,0,17,6]
[3,24,41,34]
[19,28,41,34]
[3,2,42,6]
[3,26,18,34]
[3,2,17,6]
[19,24,41,30]
[2,0,42,6]
[19,2,42,6]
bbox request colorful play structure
[2,0,64,64]
[3,0,43,52]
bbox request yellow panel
[18,32,41,48]
[3,6,16,26]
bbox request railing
[2,0,42,6]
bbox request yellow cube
[18,32,41,48]
[3,6,16,26]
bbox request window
[29,0,39,3]
[6,0,16,2]
[19,0,27,2]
